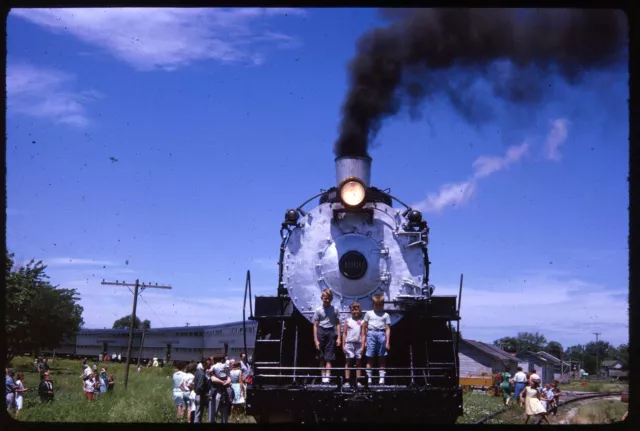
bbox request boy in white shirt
[361,294,391,385]
[342,302,364,388]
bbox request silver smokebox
[335,156,372,187]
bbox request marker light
[340,180,366,207]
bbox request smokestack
[335,156,372,188]
[334,8,627,158]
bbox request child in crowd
[84,372,96,400]
[361,294,391,385]
[342,302,364,388]
[549,380,562,416]
[14,372,28,418]
[108,373,115,392]
[313,288,341,384]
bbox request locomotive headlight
[340,180,366,207]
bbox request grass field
[7,356,254,423]
[558,381,628,393]
[568,399,628,424]
[7,356,626,424]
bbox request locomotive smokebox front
[281,153,426,325]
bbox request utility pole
[593,332,601,377]
[101,278,172,388]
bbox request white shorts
[15,396,23,410]
[344,342,362,359]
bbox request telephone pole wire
[101,278,172,388]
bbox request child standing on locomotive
[313,288,341,384]
[342,302,364,388]
[361,294,391,385]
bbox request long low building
[42,320,258,363]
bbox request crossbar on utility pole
[101,278,172,388]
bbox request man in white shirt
[513,367,528,407]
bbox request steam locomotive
[244,156,463,423]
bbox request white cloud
[545,118,569,162]
[46,258,116,267]
[434,274,629,347]
[11,8,307,71]
[7,62,103,126]
[412,141,528,213]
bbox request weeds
[569,400,627,424]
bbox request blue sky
[6,8,629,349]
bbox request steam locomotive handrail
[254,366,454,371]
[296,190,328,212]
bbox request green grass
[559,381,628,393]
[456,393,505,424]
[8,356,255,423]
[569,399,628,424]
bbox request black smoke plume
[334,8,627,158]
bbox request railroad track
[474,391,623,425]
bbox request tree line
[5,250,84,363]
[492,331,628,374]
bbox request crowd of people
[498,366,564,423]
[171,352,252,424]
[6,357,56,417]
[79,359,115,400]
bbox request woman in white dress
[14,373,28,418]
[519,378,550,424]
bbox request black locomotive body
[244,156,463,423]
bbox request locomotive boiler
[244,156,463,423]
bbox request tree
[112,315,150,330]
[493,332,547,353]
[5,250,84,363]
[617,344,629,369]
[544,341,564,358]
[493,337,519,352]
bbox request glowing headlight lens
[340,181,366,207]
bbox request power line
[101,278,172,389]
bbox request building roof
[535,351,569,366]
[79,320,257,334]
[463,339,518,362]
[602,359,622,367]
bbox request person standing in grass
[6,369,16,412]
[193,358,211,423]
[14,372,28,417]
[172,362,187,420]
[512,367,527,407]
[38,373,54,403]
[520,377,550,424]
[99,368,108,395]
[181,363,196,420]
[83,372,96,400]
[500,367,513,406]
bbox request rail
[474,391,624,425]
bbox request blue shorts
[366,330,387,357]
[173,393,185,407]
